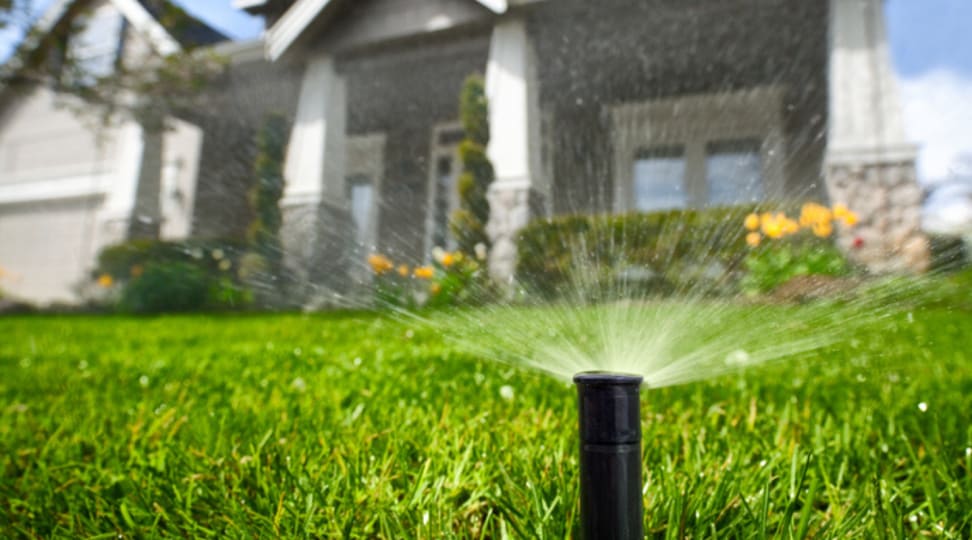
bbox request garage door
[0,197,100,304]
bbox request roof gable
[266,0,506,61]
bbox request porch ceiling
[266,0,508,61]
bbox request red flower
[852,237,864,249]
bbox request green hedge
[95,239,251,313]
[515,207,766,299]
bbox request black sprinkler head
[574,371,644,540]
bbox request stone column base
[826,161,929,273]
[280,200,354,306]
[486,184,545,283]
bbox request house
[234,0,928,293]
[1,0,929,304]
[0,0,226,303]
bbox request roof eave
[265,0,507,62]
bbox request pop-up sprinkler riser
[574,372,644,540]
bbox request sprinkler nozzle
[574,371,644,540]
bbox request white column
[485,17,542,193]
[826,0,928,272]
[281,54,350,294]
[283,54,347,206]
[484,17,543,282]
[827,0,914,164]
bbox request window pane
[633,147,686,212]
[432,156,455,249]
[706,140,763,206]
[348,177,374,247]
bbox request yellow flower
[841,211,859,227]
[430,283,442,295]
[800,203,832,228]
[97,274,114,288]
[761,213,786,239]
[746,232,762,247]
[397,264,410,277]
[832,203,850,219]
[413,266,434,280]
[812,221,833,238]
[744,213,761,231]
[367,254,394,275]
[441,252,456,268]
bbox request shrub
[94,239,250,313]
[366,248,492,310]
[240,113,290,307]
[515,207,761,299]
[450,74,494,254]
[118,262,211,313]
[737,204,859,295]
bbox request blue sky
[2,0,971,184]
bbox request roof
[265,0,508,61]
[136,0,230,48]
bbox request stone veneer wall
[827,162,929,273]
[486,186,544,282]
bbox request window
[430,155,457,249]
[347,175,375,248]
[68,7,125,84]
[632,146,687,211]
[705,140,763,206]
[426,124,463,253]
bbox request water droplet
[353,357,362,367]
[909,514,918,523]
[907,312,914,323]
[293,347,302,356]
[18,358,31,368]
[423,511,430,525]
[917,402,928,412]
[291,377,307,392]
[499,385,515,401]
[139,375,150,387]
[78,360,89,370]
[758,460,767,467]
[965,447,971,457]
[405,329,415,339]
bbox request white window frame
[345,133,386,253]
[610,86,787,212]
[424,122,464,257]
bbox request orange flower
[397,264,410,277]
[746,232,762,247]
[97,274,114,288]
[413,266,434,280]
[430,283,442,295]
[744,213,761,231]
[367,254,394,275]
[441,252,456,268]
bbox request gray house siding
[526,0,829,214]
[341,32,491,261]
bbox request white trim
[109,0,181,56]
[0,174,110,205]
[266,0,506,61]
[210,38,265,64]
[8,0,181,74]
[424,122,464,255]
[233,0,268,11]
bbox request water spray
[574,372,644,540]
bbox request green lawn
[1,306,970,538]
